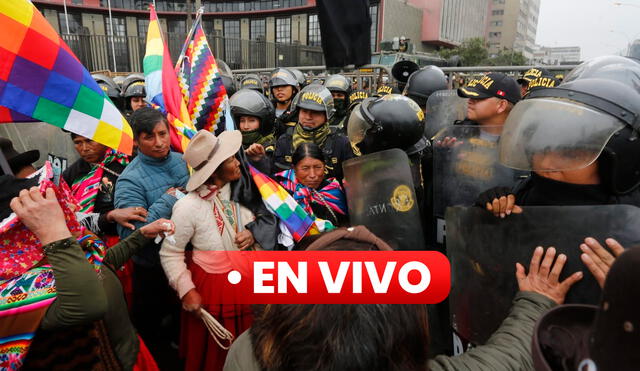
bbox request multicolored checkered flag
[0,0,133,154]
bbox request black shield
[343,149,424,250]
[446,205,640,345]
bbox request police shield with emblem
[424,89,467,139]
[342,148,424,250]
[445,205,640,349]
[431,125,525,246]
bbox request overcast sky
[536,0,640,59]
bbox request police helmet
[324,74,351,95]
[499,56,640,195]
[222,75,237,97]
[113,75,125,90]
[229,88,275,135]
[402,66,448,107]
[121,73,146,98]
[348,94,425,154]
[291,84,335,120]
[348,89,369,111]
[289,68,307,88]
[240,74,264,93]
[217,60,233,79]
[269,68,299,89]
[92,73,121,100]
[374,84,400,97]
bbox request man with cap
[273,84,355,181]
[456,72,521,138]
[0,137,39,178]
[517,67,559,97]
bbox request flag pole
[175,7,204,69]
[107,0,117,72]
[0,151,12,176]
[62,0,70,34]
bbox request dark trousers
[132,263,183,370]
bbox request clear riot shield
[432,125,525,246]
[424,89,467,139]
[446,205,640,348]
[0,122,79,170]
[343,148,425,250]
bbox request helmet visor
[499,98,626,171]
[347,103,371,145]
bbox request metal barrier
[61,33,324,73]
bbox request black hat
[532,247,640,371]
[517,67,550,85]
[0,137,39,174]
[458,72,521,104]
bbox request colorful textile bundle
[276,169,347,217]
[0,162,107,370]
[70,149,129,213]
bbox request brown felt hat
[183,130,242,192]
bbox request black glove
[474,186,513,207]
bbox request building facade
[420,0,491,49]
[33,0,383,72]
[532,46,581,65]
[486,0,540,60]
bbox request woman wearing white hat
[160,130,256,371]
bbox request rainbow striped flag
[249,165,334,242]
[143,4,196,153]
[0,0,133,155]
[175,12,228,133]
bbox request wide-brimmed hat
[183,130,242,192]
[0,137,39,174]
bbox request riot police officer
[479,56,640,215]
[240,74,264,94]
[289,68,307,89]
[324,74,352,134]
[269,68,300,137]
[93,74,123,111]
[403,65,448,112]
[274,84,354,180]
[348,94,427,199]
[230,88,276,173]
[120,73,146,119]
[517,67,559,97]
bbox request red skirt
[180,262,253,371]
[105,234,134,311]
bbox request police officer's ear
[496,98,511,115]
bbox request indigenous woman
[275,142,348,228]
[160,130,256,371]
[229,88,276,174]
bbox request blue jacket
[114,151,189,266]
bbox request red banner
[201,251,450,304]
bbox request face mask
[334,99,347,113]
[241,129,262,145]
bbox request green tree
[439,37,489,66]
[484,48,527,66]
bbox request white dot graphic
[227,270,241,285]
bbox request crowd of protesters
[1,55,640,371]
